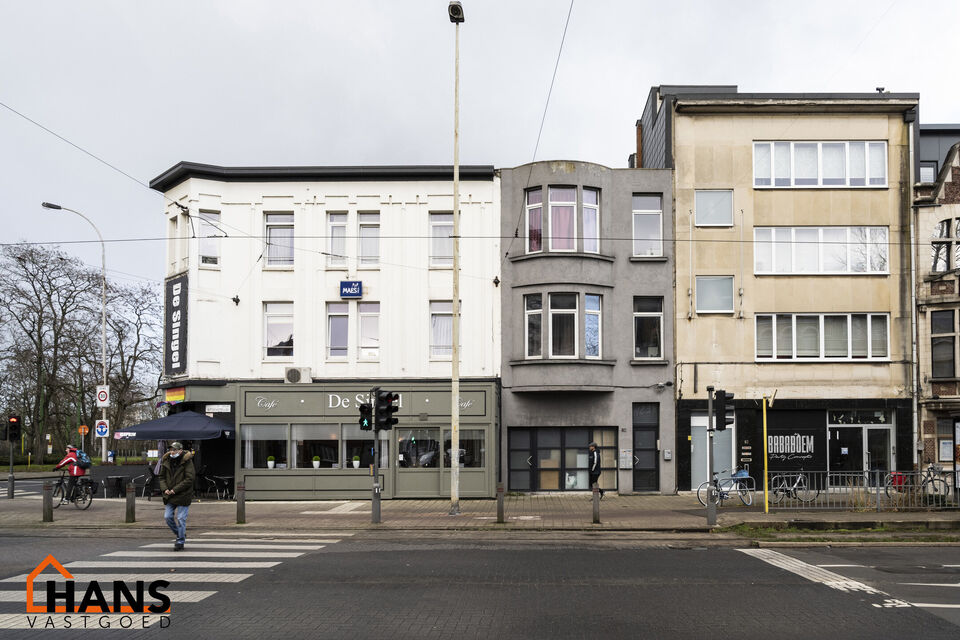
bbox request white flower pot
[312,460,320,469]
[267,460,275,469]
[352,460,360,469]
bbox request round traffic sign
[96,389,109,403]
[95,420,109,438]
[78,425,89,436]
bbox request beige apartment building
[915,137,960,473]
[637,86,919,489]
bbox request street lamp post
[41,202,108,464]
[447,0,464,516]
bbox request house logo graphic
[24,554,171,626]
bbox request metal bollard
[236,482,245,524]
[496,482,505,524]
[7,472,14,499]
[42,482,53,522]
[592,482,600,524]
[125,482,136,523]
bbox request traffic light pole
[7,440,13,499]
[369,387,381,524]
[706,385,717,526]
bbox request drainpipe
[688,210,693,319]
[908,119,920,470]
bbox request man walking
[588,441,604,499]
[158,442,195,551]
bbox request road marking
[300,502,369,514]
[103,551,303,558]
[139,543,325,551]
[817,564,868,568]
[180,538,340,544]
[1,573,251,583]
[739,549,884,595]
[0,590,217,603]
[0,614,165,629]
[902,582,960,588]
[198,531,355,537]
[65,561,281,569]
[910,603,960,609]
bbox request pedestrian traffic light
[374,390,399,431]
[358,403,373,431]
[713,389,734,431]
[7,415,22,442]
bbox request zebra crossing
[0,530,351,630]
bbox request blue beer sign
[340,281,363,299]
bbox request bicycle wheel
[795,474,820,503]
[74,484,93,510]
[769,475,786,504]
[737,480,753,506]
[883,473,898,498]
[696,481,710,507]
[924,478,950,498]
[51,484,65,509]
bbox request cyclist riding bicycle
[54,445,88,501]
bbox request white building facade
[152,163,501,499]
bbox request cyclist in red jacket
[54,445,87,501]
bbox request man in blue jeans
[158,442,195,551]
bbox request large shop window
[525,294,542,359]
[263,302,293,358]
[756,313,889,361]
[241,424,288,469]
[265,213,294,266]
[508,427,617,491]
[549,293,577,357]
[632,194,662,257]
[753,141,887,188]
[198,210,221,266]
[443,429,485,467]
[327,213,347,267]
[343,425,390,469]
[293,424,338,468]
[633,297,663,359]
[755,227,888,274]
[931,309,956,379]
[397,428,441,468]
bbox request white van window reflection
[397,429,440,468]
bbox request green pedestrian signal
[358,403,373,431]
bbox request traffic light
[358,403,373,431]
[374,390,399,431]
[7,415,22,442]
[713,389,734,431]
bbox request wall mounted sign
[164,274,188,376]
[340,281,362,299]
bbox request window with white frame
[695,276,734,313]
[327,213,347,267]
[430,301,453,358]
[584,294,602,358]
[753,141,887,188]
[755,227,888,274]
[633,297,663,359]
[198,211,221,266]
[359,302,380,360]
[549,293,577,357]
[358,213,380,266]
[755,313,889,360]
[582,188,600,253]
[265,213,294,266]
[549,187,576,252]
[525,294,542,359]
[632,194,662,257]
[695,190,733,226]
[327,302,349,358]
[264,302,293,358]
[526,188,543,253]
[430,213,453,266]
[931,309,955,379]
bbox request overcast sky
[2,0,958,284]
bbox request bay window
[526,188,543,253]
[525,294,542,359]
[549,187,576,251]
[584,294,601,358]
[549,293,577,357]
[582,188,599,253]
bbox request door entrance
[867,428,891,476]
[690,415,734,488]
[508,427,617,492]
[632,402,660,492]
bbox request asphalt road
[0,529,958,639]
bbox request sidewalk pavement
[2,492,959,532]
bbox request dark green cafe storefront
[234,380,499,500]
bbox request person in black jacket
[588,441,604,498]
[159,442,195,551]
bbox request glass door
[866,428,891,478]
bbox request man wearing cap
[588,441,604,499]
[158,442,195,551]
[54,445,87,502]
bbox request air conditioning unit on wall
[284,367,312,384]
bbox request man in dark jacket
[158,442,195,551]
[588,441,604,498]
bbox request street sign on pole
[78,425,90,436]
[96,385,110,408]
[95,420,109,438]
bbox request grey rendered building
[499,161,676,494]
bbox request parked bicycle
[769,469,819,504]
[52,471,95,510]
[885,462,951,498]
[697,468,753,507]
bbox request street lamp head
[41,202,62,210]
[448,1,464,23]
